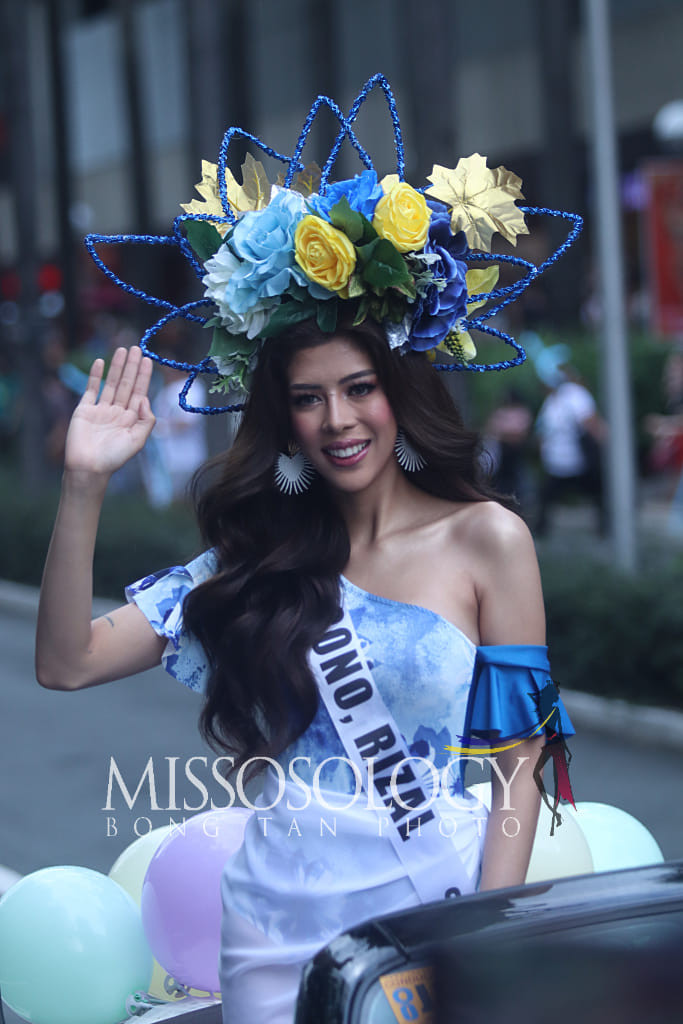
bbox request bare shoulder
[448,500,535,563]
[444,501,544,645]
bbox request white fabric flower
[203,245,278,338]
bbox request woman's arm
[467,503,546,891]
[36,347,167,690]
[477,735,544,891]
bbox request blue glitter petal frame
[83,73,583,413]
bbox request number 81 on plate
[379,965,434,1023]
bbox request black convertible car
[295,859,683,1024]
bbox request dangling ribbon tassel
[550,739,575,808]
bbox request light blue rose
[225,189,330,311]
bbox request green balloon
[0,866,152,1024]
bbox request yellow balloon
[147,959,221,1003]
[108,828,221,1004]
[109,826,171,905]
[109,828,173,1001]
[466,783,594,883]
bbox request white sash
[308,603,472,902]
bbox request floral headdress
[85,74,582,413]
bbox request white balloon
[467,783,594,883]
[566,802,664,873]
[525,801,593,883]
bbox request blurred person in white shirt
[534,357,606,537]
[143,363,208,507]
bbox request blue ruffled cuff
[125,550,217,694]
[461,644,575,745]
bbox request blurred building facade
[0,0,681,370]
[1,0,682,252]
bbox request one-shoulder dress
[127,549,574,1024]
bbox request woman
[36,312,556,1023]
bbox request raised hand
[64,346,156,478]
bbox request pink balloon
[141,808,252,992]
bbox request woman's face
[287,336,399,495]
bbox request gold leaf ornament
[464,265,500,313]
[240,152,271,210]
[276,162,322,197]
[379,173,401,193]
[433,266,500,362]
[426,154,529,251]
[180,156,273,232]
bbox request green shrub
[541,555,683,709]
[0,467,199,600]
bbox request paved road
[1,596,682,879]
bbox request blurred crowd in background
[2,295,683,540]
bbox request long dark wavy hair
[183,316,504,775]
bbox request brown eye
[348,382,376,397]
[291,393,319,407]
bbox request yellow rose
[372,182,430,253]
[294,216,356,293]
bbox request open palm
[65,346,156,477]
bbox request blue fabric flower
[225,190,329,311]
[310,170,383,222]
[408,202,469,351]
[125,552,217,694]
[127,566,180,596]
[410,725,452,770]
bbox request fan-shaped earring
[394,429,427,472]
[274,442,316,494]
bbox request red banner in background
[643,161,683,336]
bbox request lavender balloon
[141,808,252,992]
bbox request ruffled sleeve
[462,644,575,745]
[125,549,218,694]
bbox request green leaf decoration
[353,295,371,326]
[329,197,365,244]
[327,198,379,247]
[259,298,318,338]
[346,273,365,299]
[395,277,417,301]
[385,292,410,321]
[316,299,338,333]
[184,219,224,261]
[360,239,412,292]
[287,280,310,302]
[210,376,235,396]
[355,237,381,266]
[357,213,378,246]
[365,291,409,325]
[208,326,253,362]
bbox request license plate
[379,965,435,1023]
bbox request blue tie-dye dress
[127,549,574,1024]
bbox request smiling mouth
[322,441,370,464]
